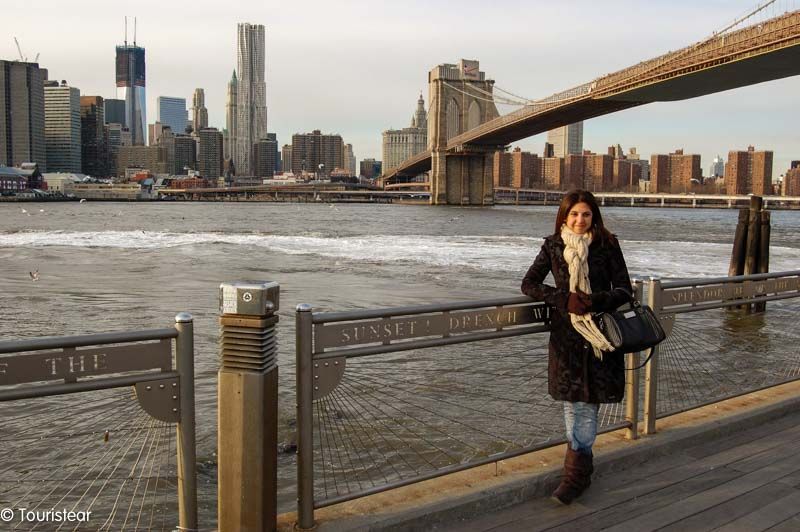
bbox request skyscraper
[198,128,223,178]
[234,23,267,175]
[547,122,583,158]
[725,146,773,195]
[192,88,209,132]
[291,130,342,176]
[103,98,126,126]
[44,80,81,173]
[80,96,106,177]
[115,42,146,145]
[0,60,47,169]
[157,96,188,135]
[225,70,238,162]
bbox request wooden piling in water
[728,209,749,277]
[754,210,772,312]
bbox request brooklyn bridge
[383,5,800,205]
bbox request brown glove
[567,290,593,315]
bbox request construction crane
[13,37,39,63]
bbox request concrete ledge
[277,379,800,532]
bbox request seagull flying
[29,270,39,281]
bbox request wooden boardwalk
[438,410,800,532]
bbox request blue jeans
[563,401,598,454]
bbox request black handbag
[594,297,666,358]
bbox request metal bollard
[217,281,280,532]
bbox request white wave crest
[1,230,798,277]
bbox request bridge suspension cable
[715,0,797,36]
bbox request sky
[4,0,799,176]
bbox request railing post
[643,278,662,435]
[625,281,643,440]
[175,312,198,531]
[296,304,315,530]
[217,282,280,532]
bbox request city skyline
[4,0,799,175]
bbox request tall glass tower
[234,22,267,175]
[115,44,146,145]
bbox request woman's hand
[567,290,593,315]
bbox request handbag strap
[626,348,656,370]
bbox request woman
[521,189,633,505]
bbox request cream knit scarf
[560,225,615,359]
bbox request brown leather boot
[551,448,593,505]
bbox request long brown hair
[553,189,614,246]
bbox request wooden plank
[712,488,800,532]
[763,515,800,532]
[685,412,800,460]
[724,422,800,473]
[657,482,797,532]
[601,450,800,532]
[544,466,742,532]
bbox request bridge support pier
[430,150,494,206]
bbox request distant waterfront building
[0,60,47,170]
[542,157,564,189]
[547,122,583,158]
[359,159,382,179]
[234,23,268,175]
[157,96,188,135]
[225,70,237,162]
[191,88,209,133]
[493,148,540,188]
[626,147,650,182]
[583,153,613,192]
[709,155,725,178]
[291,130,343,176]
[105,123,131,175]
[382,94,428,174]
[785,166,800,196]
[281,144,292,174]
[342,143,356,176]
[148,122,169,146]
[103,98,126,127]
[44,80,82,173]
[116,145,169,175]
[80,96,106,177]
[173,134,196,174]
[724,146,773,195]
[198,128,223,178]
[650,149,701,193]
[115,42,146,145]
[252,133,278,178]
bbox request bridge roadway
[277,380,800,531]
[386,10,800,181]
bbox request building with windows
[359,159,382,179]
[0,60,47,170]
[547,122,583,158]
[234,23,267,175]
[115,43,146,145]
[80,96,106,177]
[709,155,725,178]
[724,146,773,195]
[291,130,343,176]
[103,98,126,126]
[281,144,292,174]
[252,133,278,178]
[493,148,540,188]
[198,128,223,178]
[650,149,701,193]
[191,88,208,132]
[44,80,81,173]
[157,96,188,136]
[382,94,428,175]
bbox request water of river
[1,202,799,523]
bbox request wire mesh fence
[655,298,800,418]
[307,333,627,505]
[0,387,179,531]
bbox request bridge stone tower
[428,59,500,205]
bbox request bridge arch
[446,98,461,140]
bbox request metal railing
[0,314,197,531]
[642,270,800,433]
[295,289,644,529]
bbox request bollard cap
[219,281,280,317]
